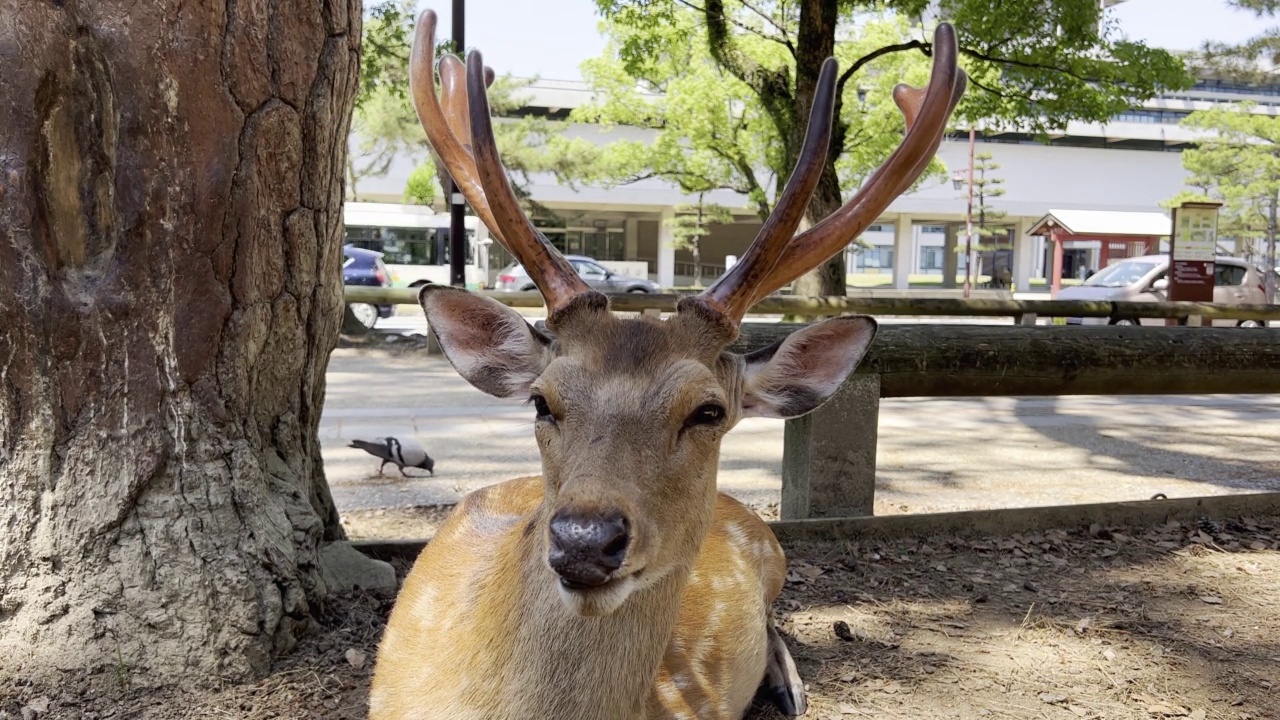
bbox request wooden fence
[343,286,1280,324]
[728,325,1280,522]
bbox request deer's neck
[495,522,692,720]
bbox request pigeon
[348,436,435,476]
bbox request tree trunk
[0,0,359,685]
[943,223,960,288]
[692,238,703,287]
[792,0,846,298]
[1268,193,1278,304]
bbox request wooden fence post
[780,374,881,520]
[425,326,445,356]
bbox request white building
[346,71,1280,292]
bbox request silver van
[495,255,661,294]
[1058,254,1268,327]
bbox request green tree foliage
[575,11,940,221]
[667,194,734,286]
[589,0,1191,295]
[971,152,1006,245]
[1168,104,1280,299]
[354,1,600,213]
[404,158,439,205]
[348,76,426,200]
[358,1,415,110]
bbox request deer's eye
[530,394,556,423]
[685,403,726,429]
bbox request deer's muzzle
[547,510,630,589]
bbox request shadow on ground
[10,514,1276,719]
[745,515,1280,719]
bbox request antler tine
[884,69,968,198]
[438,55,475,161]
[695,58,839,325]
[465,50,591,315]
[409,10,506,248]
[747,23,966,299]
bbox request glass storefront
[537,225,626,261]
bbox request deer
[369,9,964,720]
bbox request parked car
[495,255,661,294]
[1058,254,1268,327]
[343,244,394,331]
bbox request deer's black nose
[547,510,630,589]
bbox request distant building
[347,65,1279,291]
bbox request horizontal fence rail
[343,286,1280,323]
[742,325,1280,521]
[731,324,1280,397]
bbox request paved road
[322,348,1280,516]
[374,312,1015,336]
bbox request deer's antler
[691,23,966,326]
[697,57,839,324]
[409,10,590,316]
[409,12,499,243]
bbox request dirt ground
[4,508,1278,720]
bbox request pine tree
[972,152,1008,250]
[668,194,734,288]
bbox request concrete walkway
[322,349,1280,515]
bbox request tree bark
[0,0,359,684]
[791,0,846,298]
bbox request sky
[420,0,1266,81]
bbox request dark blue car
[343,244,394,330]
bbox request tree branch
[835,39,929,101]
[967,73,1043,110]
[677,0,794,57]
[959,46,1094,84]
[740,0,796,55]
[697,0,795,147]
[706,144,771,220]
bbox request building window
[855,247,894,271]
[920,246,944,272]
[1110,109,1191,124]
[579,231,626,261]
[1191,79,1280,96]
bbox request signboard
[1167,202,1220,304]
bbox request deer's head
[409,11,964,616]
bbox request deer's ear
[740,316,877,419]
[420,286,554,398]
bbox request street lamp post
[447,0,467,288]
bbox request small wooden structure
[1027,209,1171,296]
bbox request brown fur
[371,295,872,719]
[371,479,783,720]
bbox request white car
[1057,254,1268,327]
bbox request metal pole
[963,127,975,299]
[447,0,467,287]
